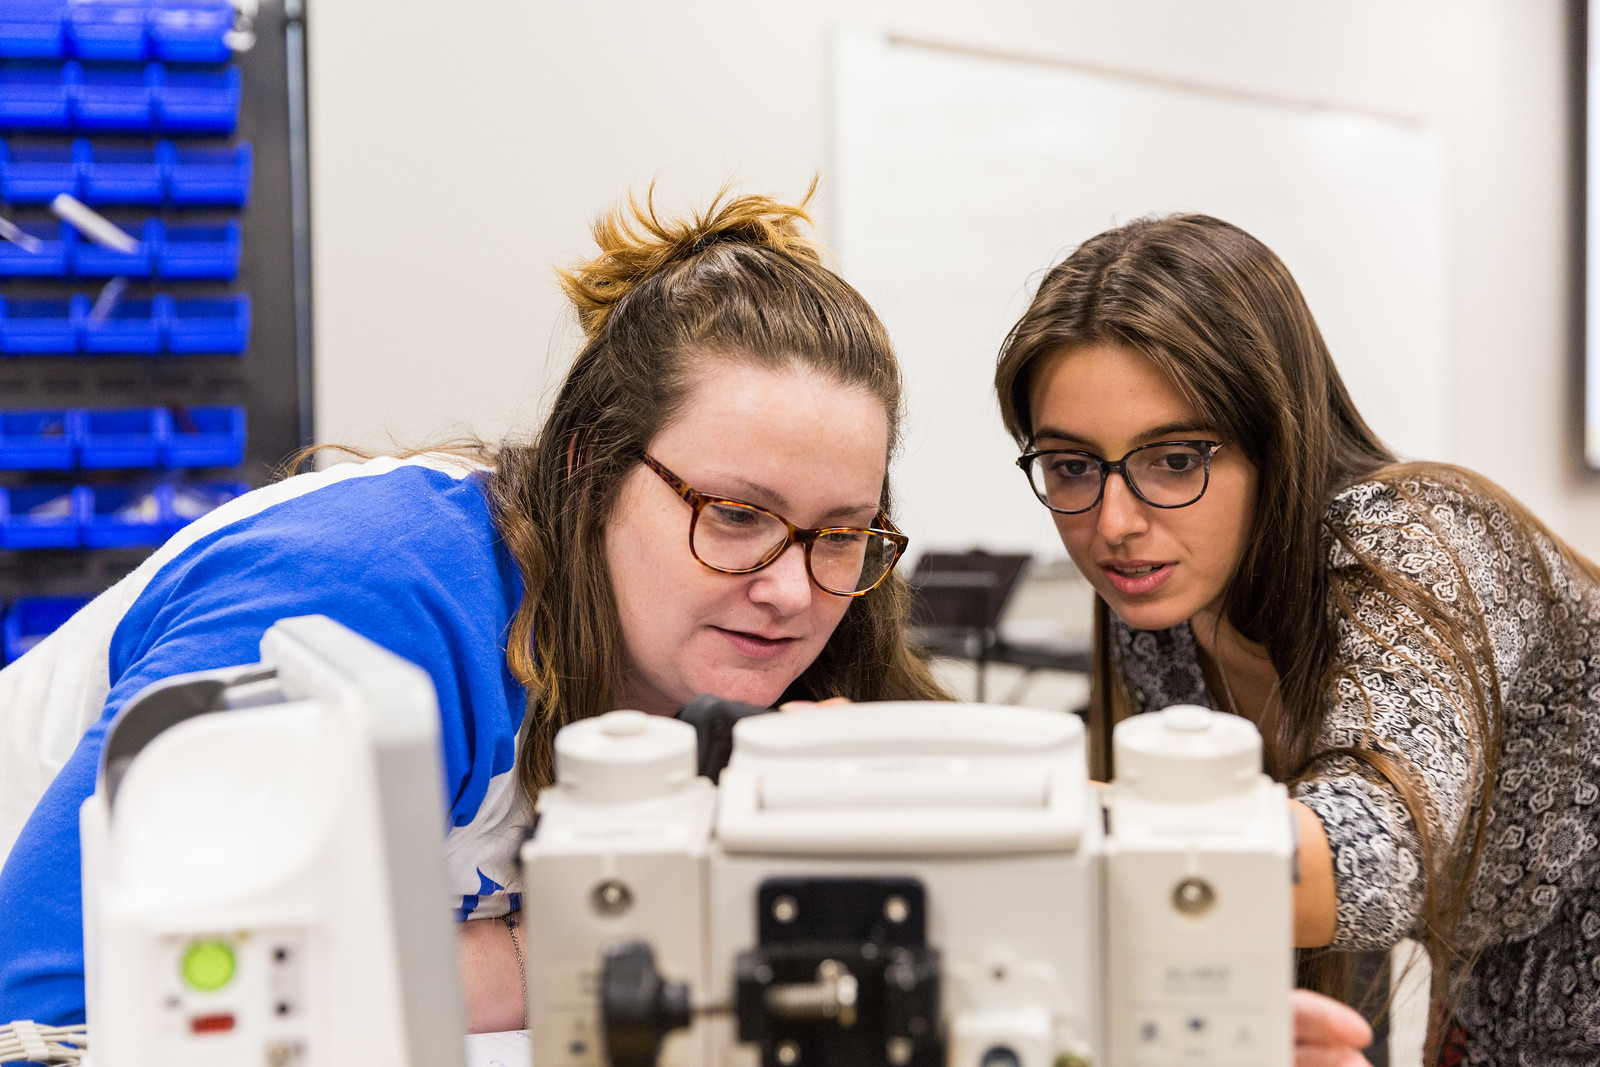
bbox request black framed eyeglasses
[640,454,908,597]
[1016,440,1226,515]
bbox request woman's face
[1027,343,1257,633]
[605,359,890,715]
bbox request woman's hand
[1293,989,1373,1067]
[778,696,854,711]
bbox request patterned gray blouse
[1111,474,1600,1065]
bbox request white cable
[0,1019,89,1064]
[49,195,140,254]
[0,217,44,254]
[87,277,129,326]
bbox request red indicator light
[190,1013,236,1034]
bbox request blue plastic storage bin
[71,215,156,275]
[0,408,80,467]
[0,296,77,352]
[0,2,67,60]
[0,221,70,276]
[0,140,83,201]
[167,293,245,353]
[0,61,75,127]
[4,595,92,663]
[164,139,247,205]
[74,60,155,129]
[166,477,242,534]
[0,483,85,547]
[82,481,166,546]
[149,0,231,62]
[67,0,149,61]
[79,293,165,353]
[81,140,161,202]
[155,63,235,132]
[164,403,242,466]
[157,219,234,278]
[79,405,168,467]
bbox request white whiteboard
[831,30,1450,560]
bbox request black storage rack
[0,0,309,637]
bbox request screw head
[772,895,799,923]
[886,1036,914,1065]
[776,1039,801,1065]
[591,880,634,916]
[1172,876,1216,916]
[884,895,910,923]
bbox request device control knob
[554,710,697,803]
[601,940,692,1067]
[1112,703,1263,801]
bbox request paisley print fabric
[1112,474,1600,1065]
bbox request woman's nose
[748,542,815,613]
[1096,473,1150,544]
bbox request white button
[600,710,649,736]
[1162,705,1212,732]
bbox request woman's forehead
[651,361,889,514]
[1029,344,1204,443]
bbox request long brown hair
[993,213,1597,1051]
[490,185,944,802]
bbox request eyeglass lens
[1028,443,1211,512]
[694,501,897,594]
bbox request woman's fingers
[1294,1049,1374,1067]
[1292,988,1374,1067]
[779,696,854,712]
[1292,989,1373,1054]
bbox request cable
[0,1020,89,1064]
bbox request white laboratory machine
[79,615,466,1067]
[522,700,1295,1067]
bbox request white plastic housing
[81,616,464,1067]
[521,701,1295,1067]
[525,710,717,1067]
[717,702,1088,854]
[1104,706,1295,1066]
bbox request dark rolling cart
[0,0,310,661]
[907,549,1091,707]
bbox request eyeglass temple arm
[640,454,698,506]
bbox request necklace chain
[1205,619,1281,726]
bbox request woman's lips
[1100,560,1175,596]
[715,627,799,660]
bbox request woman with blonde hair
[0,185,942,1032]
[997,213,1600,1064]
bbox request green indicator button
[181,939,236,992]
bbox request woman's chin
[683,668,795,710]
[1101,593,1195,634]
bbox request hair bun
[559,180,824,342]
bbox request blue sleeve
[0,466,526,1026]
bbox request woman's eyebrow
[1134,421,1217,442]
[1032,421,1216,448]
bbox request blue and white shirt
[0,457,530,1026]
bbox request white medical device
[79,615,466,1067]
[522,700,1294,1067]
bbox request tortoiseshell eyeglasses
[640,454,907,597]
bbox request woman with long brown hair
[996,213,1600,1063]
[0,185,943,1032]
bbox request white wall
[307,0,1600,553]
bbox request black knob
[676,694,775,782]
[600,941,692,1067]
